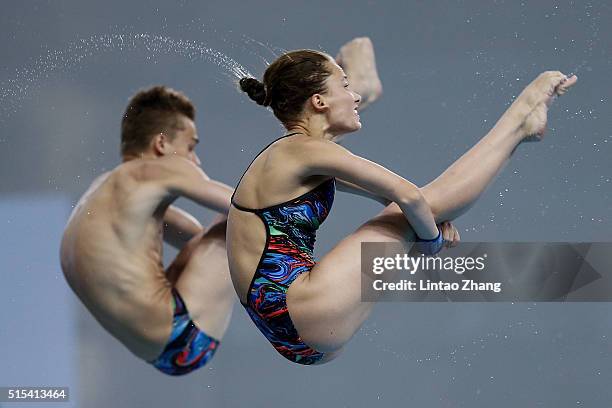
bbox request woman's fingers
[440,221,452,247]
[439,221,461,248]
[451,226,461,247]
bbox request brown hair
[239,49,334,126]
[121,86,195,156]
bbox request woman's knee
[377,202,402,217]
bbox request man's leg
[336,37,383,111]
[168,214,235,340]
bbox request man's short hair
[121,86,195,156]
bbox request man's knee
[205,217,227,240]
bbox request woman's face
[320,61,362,136]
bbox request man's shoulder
[122,156,196,181]
[78,163,141,201]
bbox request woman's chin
[332,121,361,139]
[348,116,362,131]
[350,121,362,132]
[344,123,361,134]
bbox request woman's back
[226,133,334,304]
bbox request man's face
[164,115,201,166]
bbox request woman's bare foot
[512,71,578,141]
[336,37,383,110]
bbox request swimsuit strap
[231,200,259,213]
[230,132,301,212]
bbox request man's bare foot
[512,71,578,141]
[336,37,383,111]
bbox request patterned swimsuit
[231,134,336,365]
[149,288,219,375]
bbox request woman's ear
[309,93,328,113]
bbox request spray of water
[0,32,254,121]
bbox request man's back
[60,160,174,361]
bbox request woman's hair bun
[239,77,268,106]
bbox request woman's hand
[440,221,460,248]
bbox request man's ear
[152,133,169,156]
[309,93,328,113]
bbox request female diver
[227,40,577,365]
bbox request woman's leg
[287,71,577,356]
[422,72,577,222]
[288,204,416,356]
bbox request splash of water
[0,32,254,120]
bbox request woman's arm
[336,179,391,206]
[336,179,462,247]
[300,138,439,240]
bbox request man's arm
[137,156,234,214]
[163,205,204,250]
